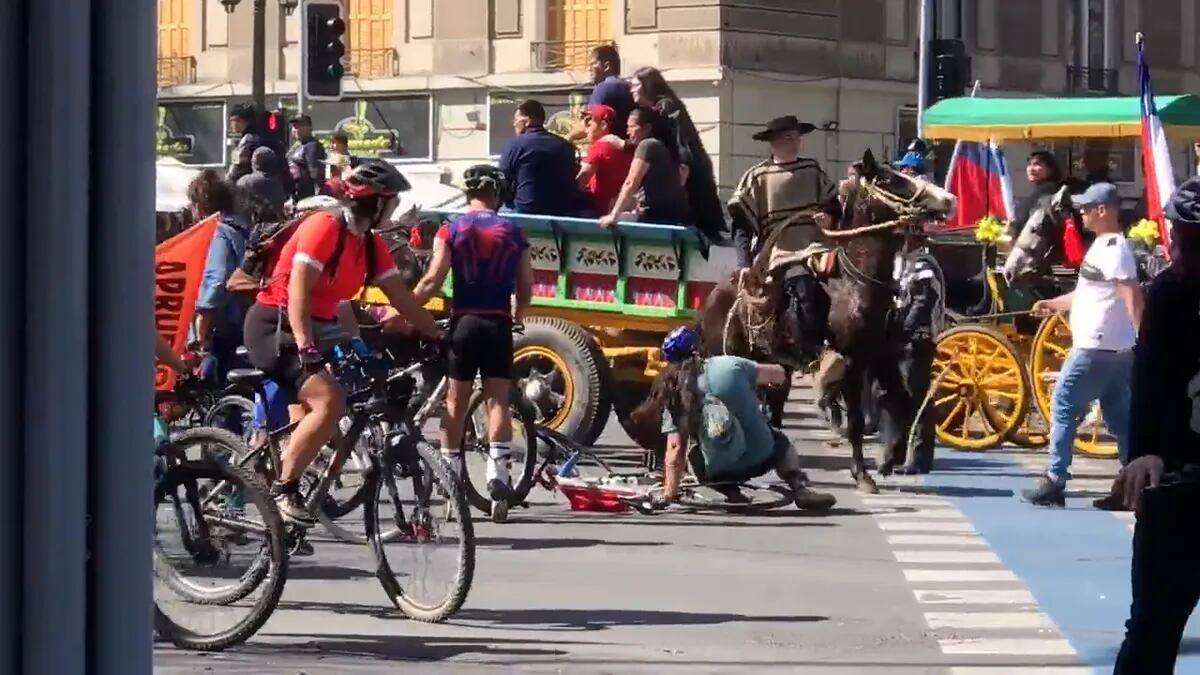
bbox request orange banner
[155,215,219,390]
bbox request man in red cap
[576,104,632,217]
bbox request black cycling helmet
[342,158,411,199]
[462,164,509,201]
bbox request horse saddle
[766,243,837,280]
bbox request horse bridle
[821,176,929,239]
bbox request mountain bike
[152,421,288,651]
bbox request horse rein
[820,177,929,239]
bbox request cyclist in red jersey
[414,165,533,521]
[243,158,439,525]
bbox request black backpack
[227,208,374,294]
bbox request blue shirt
[589,75,635,138]
[437,210,529,315]
[498,127,584,216]
[661,356,776,479]
[193,213,249,342]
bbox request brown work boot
[793,486,837,511]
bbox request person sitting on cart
[630,326,837,511]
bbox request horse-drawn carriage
[921,94,1193,457]
[361,209,740,447]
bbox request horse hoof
[856,476,879,494]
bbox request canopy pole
[916,0,935,139]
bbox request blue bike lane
[922,449,1200,674]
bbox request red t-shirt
[585,138,633,215]
[256,210,398,320]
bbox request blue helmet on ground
[661,326,699,362]
[895,151,926,173]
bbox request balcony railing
[156,56,196,88]
[346,48,399,79]
[1066,65,1119,96]
[530,41,602,71]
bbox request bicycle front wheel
[154,451,288,651]
[459,387,539,514]
[365,441,475,623]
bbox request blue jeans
[1047,347,1133,481]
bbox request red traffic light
[266,112,279,131]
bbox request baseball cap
[289,114,313,126]
[1166,177,1200,225]
[1071,182,1119,208]
[583,104,616,125]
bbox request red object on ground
[1061,216,1085,268]
[556,481,636,512]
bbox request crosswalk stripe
[887,534,988,546]
[877,520,977,532]
[950,662,1094,667]
[938,638,1076,655]
[861,496,950,506]
[894,550,1001,564]
[873,509,967,520]
[924,611,1056,629]
[904,569,1019,583]
[915,588,1037,604]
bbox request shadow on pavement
[504,514,841,528]
[285,564,377,581]
[190,632,579,662]
[455,607,828,631]
[475,536,670,551]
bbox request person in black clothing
[288,114,326,200]
[630,66,727,243]
[226,104,263,184]
[1111,178,1200,675]
[1007,151,1064,239]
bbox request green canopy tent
[923,94,1200,141]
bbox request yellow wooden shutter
[547,0,610,69]
[347,0,394,78]
[157,0,191,58]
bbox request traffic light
[927,39,970,103]
[260,108,288,154]
[304,0,346,101]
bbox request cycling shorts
[448,314,513,382]
[242,302,346,400]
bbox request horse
[698,149,957,493]
[1002,182,1077,288]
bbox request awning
[923,94,1200,141]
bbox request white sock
[487,441,511,484]
[442,447,463,478]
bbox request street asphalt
[154,382,1195,675]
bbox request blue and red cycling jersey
[436,210,529,316]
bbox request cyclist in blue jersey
[414,165,534,519]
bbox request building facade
[156,0,1200,198]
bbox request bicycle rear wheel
[365,440,475,623]
[654,478,793,514]
[153,450,288,651]
[459,387,538,515]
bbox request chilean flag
[942,139,1016,230]
[1138,33,1175,255]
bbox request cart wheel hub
[522,376,554,414]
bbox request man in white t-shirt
[1022,182,1144,507]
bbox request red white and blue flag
[1138,32,1175,253]
[942,139,1016,231]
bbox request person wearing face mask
[241,158,440,526]
[1112,179,1200,674]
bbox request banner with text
[154,214,218,390]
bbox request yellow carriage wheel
[931,325,1030,450]
[512,345,577,430]
[1030,314,1120,459]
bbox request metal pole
[916,0,934,139]
[297,0,307,116]
[253,0,266,112]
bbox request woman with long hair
[631,67,727,242]
[630,326,837,510]
[599,107,693,229]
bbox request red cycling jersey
[256,209,398,320]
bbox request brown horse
[698,149,956,492]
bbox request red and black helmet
[342,158,411,199]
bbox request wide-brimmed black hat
[752,115,816,141]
